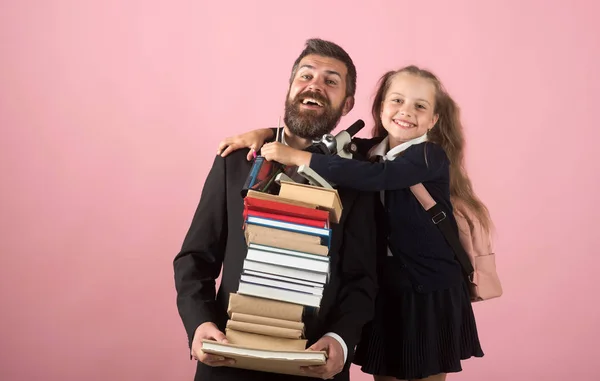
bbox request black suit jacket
[173,146,378,381]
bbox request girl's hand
[261,142,311,167]
[217,128,274,161]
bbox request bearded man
[173,38,377,381]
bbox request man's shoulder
[210,149,254,169]
[204,150,254,192]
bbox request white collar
[368,133,428,161]
[279,127,287,146]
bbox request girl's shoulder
[405,142,448,162]
[404,142,449,168]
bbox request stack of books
[201,180,343,377]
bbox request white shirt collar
[279,127,287,146]
[368,133,428,161]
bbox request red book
[244,209,328,228]
[243,196,330,222]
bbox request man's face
[284,54,353,139]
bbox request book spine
[226,320,303,339]
[227,293,304,322]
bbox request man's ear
[342,96,355,116]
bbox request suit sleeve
[309,143,447,191]
[326,191,378,358]
[173,154,228,349]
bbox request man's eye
[326,79,337,85]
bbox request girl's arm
[217,128,275,161]
[261,142,447,192]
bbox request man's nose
[307,78,324,92]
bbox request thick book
[244,195,330,223]
[244,247,330,274]
[243,260,328,285]
[245,189,319,209]
[226,320,303,339]
[240,273,324,296]
[245,209,329,229]
[249,243,330,261]
[244,224,322,245]
[242,270,324,288]
[278,180,343,224]
[230,312,305,331]
[246,231,329,256]
[238,281,323,308]
[225,329,307,351]
[201,340,326,377]
[246,216,331,247]
[227,293,304,322]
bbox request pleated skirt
[352,259,484,380]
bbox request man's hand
[190,322,235,367]
[301,336,345,380]
[261,142,312,167]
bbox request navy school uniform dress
[309,136,484,380]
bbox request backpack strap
[410,184,475,278]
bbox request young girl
[219,66,490,381]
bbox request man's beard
[283,90,345,140]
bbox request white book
[240,274,323,296]
[200,339,326,377]
[238,281,322,308]
[202,340,327,376]
[201,340,326,361]
[243,269,324,287]
[246,217,330,238]
[248,243,329,262]
[245,248,329,274]
[243,260,328,284]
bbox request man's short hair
[289,38,357,99]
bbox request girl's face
[380,72,439,148]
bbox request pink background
[1,1,598,380]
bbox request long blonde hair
[371,65,493,234]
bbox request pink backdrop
[1,1,599,380]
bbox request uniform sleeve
[173,154,228,349]
[309,143,448,192]
[324,191,378,360]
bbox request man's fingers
[201,353,225,362]
[195,352,235,367]
[307,339,327,352]
[307,365,328,374]
[301,365,333,380]
[211,329,228,343]
[206,359,236,367]
[202,355,235,367]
